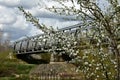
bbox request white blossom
[97,75,99,78]
[84,62,89,65]
[97,63,101,66]
[96,67,99,70]
[92,60,95,62]
[82,56,88,59]
[89,64,92,67]
[108,72,111,75]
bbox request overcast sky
[1,0,119,42]
[0,0,80,41]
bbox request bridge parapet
[13,23,85,55]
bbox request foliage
[0,58,35,79]
[0,48,34,80]
[0,50,11,59]
[40,53,51,62]
[19,0,120,80]
[72,49,117,80]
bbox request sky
[0,0,119,42]
[0,0,80,41]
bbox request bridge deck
[12,23,120,55]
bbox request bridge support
[50,53,55,63]
[50,52,64,64]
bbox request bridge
[12,22,118,63]
[12,23,86,54]
[12,23,90,62]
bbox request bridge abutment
[50,53,64,64]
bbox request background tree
[0,29,3,46]
[0,29,3,51]
[0,29,11,51]
[19,0,120,79]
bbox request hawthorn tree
[19,0,120,79]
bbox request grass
[0,59,35,79]
[0,50,11,59]
[0,50,36,80]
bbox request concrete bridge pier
[50,52,63,64]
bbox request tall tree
[19,0,120,79]
[47,0,120,79]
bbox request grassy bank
[0,50,36,80]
